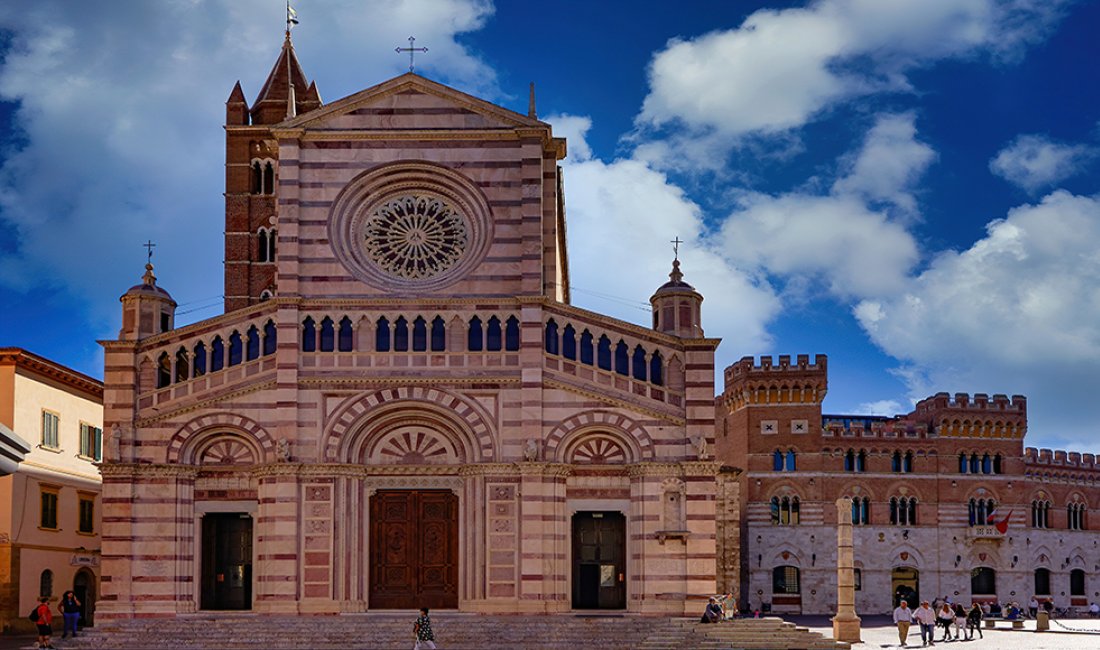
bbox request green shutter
[94,427,102,461]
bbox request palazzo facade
[717,355,1100,615]
[97,37,728,619]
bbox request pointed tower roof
[250,33,315,125]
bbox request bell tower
[223,33,322,312]
[650,256,704,338]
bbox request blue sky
[1,1,1099,450]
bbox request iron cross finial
[143,240,156,264]
[395,36,428,73]
[671,237,683,260]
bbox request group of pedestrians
[31,590,82,650]
[893,598,984,647]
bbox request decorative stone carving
[523,438,539,462]
[108,423,122,462]
[276,438,291,462]
[363,194,468,280]
[692,433,708,460]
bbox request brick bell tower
[223,33,322,312]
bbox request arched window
[375,317,391,352]
[393,316,409,352]
[1068,502,1087,531]
[851,497,869,525]
[263,161,275,195]
[786,449,796,472]
[773,450,784,472]
[246,326,260,361]
[266,228,276,261]
[971,567,996,595]
[263,320,277,356]
[562,325,577,360]
[156,352,171,388]
[1034,568,1051,595]
[302,317,316,352]
[504,316,520,351]
[650,352,664,386]
[890,497,918,526]
[969,498,996,526]
[631,345,647,381]
[892,451,902,473]
[580,330,594,365]
[844,450,855,472]
[907,498,917,525]
[982,454,992,474]
[250,161,263,194]
[1032,500,1051,529]
[467,317,483,351]
[959,453,968,474]
[544,320,559,354]
[228,331,243,366]
[39,569,53,598]
[192,341,207,377]
[175,347,189,382]
[770,496,800,525]
[486,316,502,351]
[257,229,269,262]
[211,336,225,371]
[856,450,867,472]
[903,452,913,473]
[970,454,980,474]
[993,454,1003,474]
[412,316,427,352]
[773,566,801,594]
[614,340,629,376]
[338,317,353,352]
[1071,569,1086,596]
[597,335,611,370]
[431,316,446,351]
[319,317,335,352]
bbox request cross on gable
[395,36,428,73]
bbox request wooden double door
[572,511,626,609]
[369,490,459,609]
[201,513,253,610]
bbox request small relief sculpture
[276,438,291,462]
[107,424,122,462]
[523,438,540,462]
[692,433,708,460]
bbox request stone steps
[65,614,847,650]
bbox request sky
[1,1,1099,451]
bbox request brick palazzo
[97,35,727,619]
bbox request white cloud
[856,399,903,416]
[833,113,936,217]
[989,134,1095,193]
[549,115,594,163]
[548,114,780,361]
[636,0,1069,161]
[0,0,497,322]
[855,191,1100,449]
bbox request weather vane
[396,36,428,73]
[144,240,156,264]
[671,236,683,260]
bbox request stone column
[832,497,861,643]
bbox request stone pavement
[792,615,1100,650]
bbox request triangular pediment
[279,73,546,132]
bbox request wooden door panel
[572,511,626,610]
[370,490,457,609]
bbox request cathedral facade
[97,38,730,618]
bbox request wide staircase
[64,614,849,650]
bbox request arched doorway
[892,566,919,608]
[73,568,96,627]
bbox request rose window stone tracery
[363,194,468,280]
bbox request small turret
[119,262,176,341]
[226,81,248,126]
[650,257,703,338]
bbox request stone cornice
[543,377,685,426]
[136,379,277,427]
[100,463,198,479]
[0,348,103,399]
[627,462,686,477]
[298,376,520,388]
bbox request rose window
[362,194,468,280]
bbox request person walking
[914,600,937,647]
[57,591,81,639]
[952,603,966,640]
[413,607,436,650]
[32,596,53,650]
[893,599,913,647]
[937,602,954,642]
[966,603,983,640]
[1028,596,1039,619]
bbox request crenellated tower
[223,33,322,312]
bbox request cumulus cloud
[833,113,936,218]
[547,114,780,361]
[855,191,1100,449]
[989,134,1095,193]
[857,399,904,416]
[0,0,497,323]
[636,0,1069,164]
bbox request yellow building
[0,348,102,633]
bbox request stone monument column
[832,497,862,643]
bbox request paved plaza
[797,615,1100,650]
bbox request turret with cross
[649,235,704,338]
